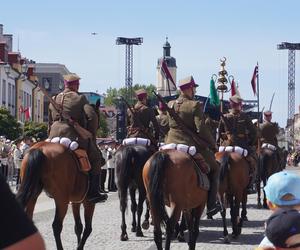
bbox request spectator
[0,173,45,249]
[107,146,117,192]
[13,139,23,190]
[258,172,300,249]
[20,136,31,157]
[265,209,300,249]
[0,139,10,181]
[100,145,108,193]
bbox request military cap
[178,76,199,90]
[63,74,81,85]
[135,88,147,98]
[264,110,273,116]
[229,94,243,104]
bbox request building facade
[34,63,70,122]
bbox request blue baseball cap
[264,171,300,206]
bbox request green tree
[0,107,22,139]
[97,112,109,137]
[24,121,48,140]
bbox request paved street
[33,167,299,250]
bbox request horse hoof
[177,234,185,242]
[263,203,268,209]
[241,215,248,221]
[136,230,144,237]
[257,203,262,209]
[142,220,150,230]
[232,233,238,239]
[131,227,136,232]
[120,234,128,241]
[223,235,230,244]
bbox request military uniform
[218,94,258,193]
[165,76,221,217]
[48,74,106,203]
[126,89,159,142]
[205,115,219,141]
[156,104,169,142]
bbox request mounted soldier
[156,101,169,142]
[165,76,221,217]
[259,111,281,166]
[218,94,258,194]
[126,88,160,145]
[48,74,107,203]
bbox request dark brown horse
[257,147,282,208]
[215,151,249,243]
[115,144,152,241]
[17,142,94,250]
[143,149,208,250]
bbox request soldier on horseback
[156,101,169,142]
[48,74,108,203]
[165,76,221,217]
[259,111,281,167]
[126,88,160,144]
[218,94,258,194]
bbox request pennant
[209,78,220,106]
[160,59,176,88]
[231,79,241,97]
[251,65,258,95]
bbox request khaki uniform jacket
[218,110,257,149]
[259,121,279,146]
[156,112,169,142]
[127,101,159,140]
[165,94,215,152]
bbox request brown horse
[257,147,282,208]
[215,151,249,243]
[16,142,95,250]
[115,144,152,241]
[143,149,208,250]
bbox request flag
[160,59,176,88]
[251,65,258,95]
[23,107,31,121]
[231,79,241,97]
[209,78,220,106]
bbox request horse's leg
[142,198,150,230]
[153,216,163,250]
[165,206,181,250]
[136,190,145,237]
[77,201,95,250]
[174,212,186,242]
[232,196,241,238]
[257,176,262,208]
[52,200,69,250]
[72,203,83,245]
[220,195,229,243]
[120,195,128,241]
[129,186,137,232]
[25,191,42,219]
[241,190,248,221]
[262,179,268,209]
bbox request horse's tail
[148,151,169,225]
[219,152,230,182]
[116,146,136,211]
[16,149,46,207]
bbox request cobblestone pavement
[34,167,299,250]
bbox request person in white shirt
[107,146,117,192]
[13,139,23,190]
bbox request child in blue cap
[258,171,300,249]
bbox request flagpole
[257,62,260,123]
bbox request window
[2,79,6,105]
[43,77,52,90]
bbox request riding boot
[87,173,108,203]
[245,155,257,194]
[100,169,108,193]
[206,172,221,217]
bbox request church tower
[156,37,177,96]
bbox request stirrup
[206,203,222,217]
[88,193,108,204]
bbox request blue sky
[1,0,300,126]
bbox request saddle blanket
[122,137,151,146]
[159,143,197,156]
[261,143,276,151]
[218,146,248,157]
[45,137,79,151]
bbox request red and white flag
[23,107,31,121]
[251,65,258,96]
[231,79,241,97]
[160,59,176,88]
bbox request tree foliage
[97,112,109,137]
[24,121,48,140]
[104,84,157,106]
[0,107,22,140]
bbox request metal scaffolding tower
[277,42,300,120]
[116,37,143,102]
